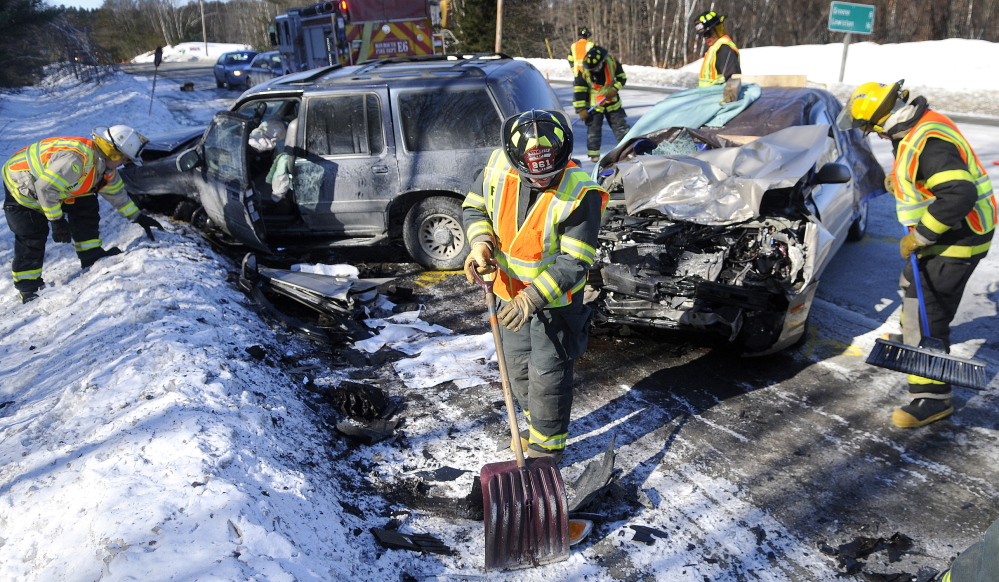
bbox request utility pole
[494,0,503,53]
[200,0,208,57]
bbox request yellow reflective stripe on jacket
[559,234,596,265]
[479,151,605,306]
[924,240,991,258]
[699,35,738,86]
[892,111,996,237]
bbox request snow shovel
[866,238,988,390]
[471,262,570,570]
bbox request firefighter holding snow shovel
[839,80,995,427]
[3,125,163,303]
[462,109,608,465]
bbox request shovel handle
[472,260,527,469]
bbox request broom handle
[907,234,933,338]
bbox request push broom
[866,244,988,390]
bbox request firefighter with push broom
[3,125,164,303]
[462,109,608,465]
[694,11,741,103]
[839,80,996,427]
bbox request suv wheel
[403,196,468,270]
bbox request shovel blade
[481,457,570,570]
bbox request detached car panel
[122,55,563,270]
[590,86,886,355]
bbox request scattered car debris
[245,345,266,360]
[325,380,390,420]
[568,436,617,512]
[370,526,454,556]
[569,519,593,546]
[628,524,669,545]
[335,417,400,446]
[237,253,385,344]
[414,466,469,482]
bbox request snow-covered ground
[132,42,254,64]
[0,39,997,581]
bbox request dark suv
[125,54,563,269]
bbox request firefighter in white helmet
[2,124,164,303]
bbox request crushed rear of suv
[124,54,563,269]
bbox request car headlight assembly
[233,70,242,76]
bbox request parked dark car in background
[245,51,289,88]
[588,85,886,355]
[123,54,564,270]
[214,50,259,90]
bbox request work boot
[510,429,530,454]
[589,155,600,163]
[80,246,122,269]
[17,281,44,304]
[526,446,563,466]
[892,398,953,428]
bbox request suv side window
[306,94,383,156]
[398,89,500,152]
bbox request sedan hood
[142,127,206,154]
[615,124,830,224]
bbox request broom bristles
[867,339,988,390]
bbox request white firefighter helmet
[93,125,149,165]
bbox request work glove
[135,213,164,241]
[497,287,546,333]
[884,175,897,196]
[721,78,741,104]
[576,108,589,122]
[463,242,495,284]
[50,217,71,243]
[900,229,931,259]
[602,87,618,100]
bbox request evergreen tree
[453,0,496,53]
[0,0,61,87]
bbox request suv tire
[403,196,468,270]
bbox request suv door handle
[371,165,389,174]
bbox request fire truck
[273,0,446,72]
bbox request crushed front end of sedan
[588,84,886,355]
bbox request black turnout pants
[496,295,592,453]
[585,107,630,158]
[4,186,101,292]
[900,253,983,396]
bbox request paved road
[125,65,999,580]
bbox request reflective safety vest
[580,56,624,112]
[478,150,608,305]
[2,137,126,220]
[568,38,594,76]
[699,35,739,86]
[891,110,996,257]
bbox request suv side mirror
[814,162,851,184]
[177,147,202,172]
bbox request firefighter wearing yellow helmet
[2,124,164,303]
[694,11,741,88]
[840,80,996,427]
[461,110,609,464]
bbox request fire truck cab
[273,0,444,73]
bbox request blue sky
[46,0,107,10]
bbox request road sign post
[828,1,875,82]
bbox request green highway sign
[828,1,875,34]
